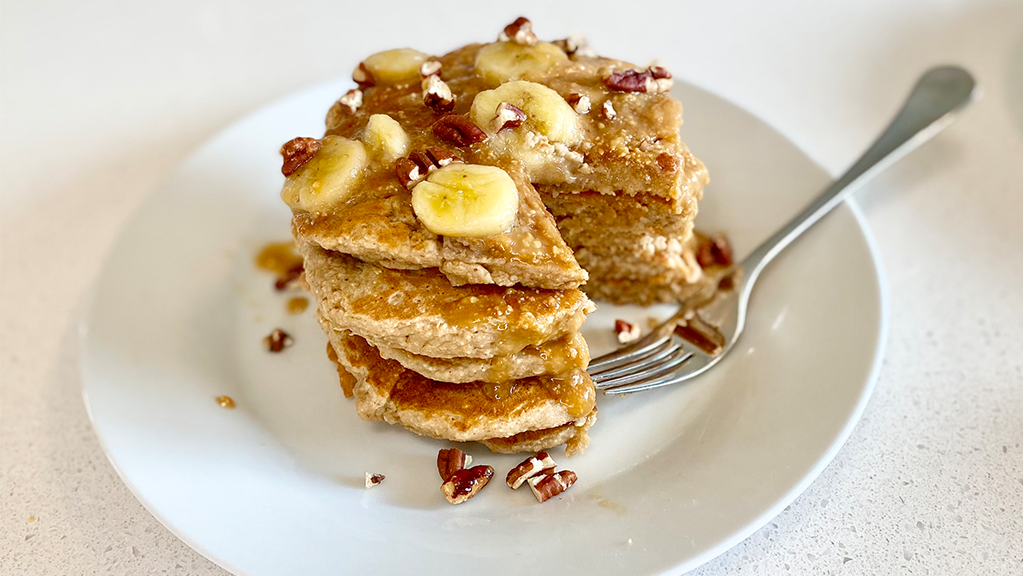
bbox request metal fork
[590,66,977,395]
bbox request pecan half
[423,75,455,113]
[395,158,423,190]
[432,115,488,147]
[498,17,536,45]
[352,62,375,88]
[337,89,363,114]
[364,472,385,488]
[615,319,641,344]
[528,469,577,503]
[441,465,494,504]
[419,60,443,78]
[505,452,557,489]
[280,137,321,176]
[566,93,591,114]
[603,67,673,93]
[492,102,526,133]
[696,234,733,268]
[263,328,293,352]
[437,448,467,481]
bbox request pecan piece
[273,262,304,290]
[280,137,321,177]
[566,93,591,114]
[419,60,443,78]
[492,102,526,133]
[337,89,363,114]
[364,472,385,488]
[263,328,293,352]
[423,74,455,113]
[553,35,595,57]
[505,452,557,489]
[601,100,617,120]
[528,469,577,503]
[498,17,536,45]
[437,448,467,481]
[397,147,461,189]
[441,465,493,504]
[604,67,674,93]
[352,62,375,87]
[696,233,733,268]
[615,319,641,344]
[432,115,487,147]
[656,151,682,171]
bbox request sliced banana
[360,114,410,162]
[470,80,582,144]
[411,164,519,237]
[474,41,568,85]
[281,136,368,213]
[362,48,429,84]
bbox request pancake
[327,328,596,443]
[300,241,594,359]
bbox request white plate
[82,80,887,576]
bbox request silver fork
[591,66,977,395]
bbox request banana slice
[474,41,568,85]
[281,136,368,213]
[411,164,519,237]
[360,114,410,162]
[470,80,582,144]
[361,48,429,84]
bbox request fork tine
[589,337,676,377]
[603,348,718,395]
[594,347,694,389]
[592,342,681,385]
[586,332,673,372]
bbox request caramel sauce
[256,241,302,275]
[287,297,309,314]
[216,396,236,409]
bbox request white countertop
[1,1,1020,574]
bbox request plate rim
[79,76,890,576]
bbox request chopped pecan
[437,448,467,481]
[280,137,321,177]
[505,452,557,489]
[397,147,461,189]
[528,469,577,503]
[673,313,726,356]
[696,233,733,268]
[263,328,293,352]
[491,102,527,133]
[566,93,591,114]
[364,472,385,488]
[441,465,494,504]
[419,60,443,78]
[601,100,617,120]
[603,67,673,93]
[432,115,488,147]
[615,319,641,344]
[422,74,455,113]
[273,262,304,290]
[498,17,536,45]
[352,62,375,87]
[553,35,595,57]
[337,89,363,114]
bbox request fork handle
[738,66,977,288]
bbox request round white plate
[82,80,887,576]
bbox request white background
[1,0,1020,574]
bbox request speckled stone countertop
[1,1,1020,574]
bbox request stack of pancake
[281,20,712,455]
